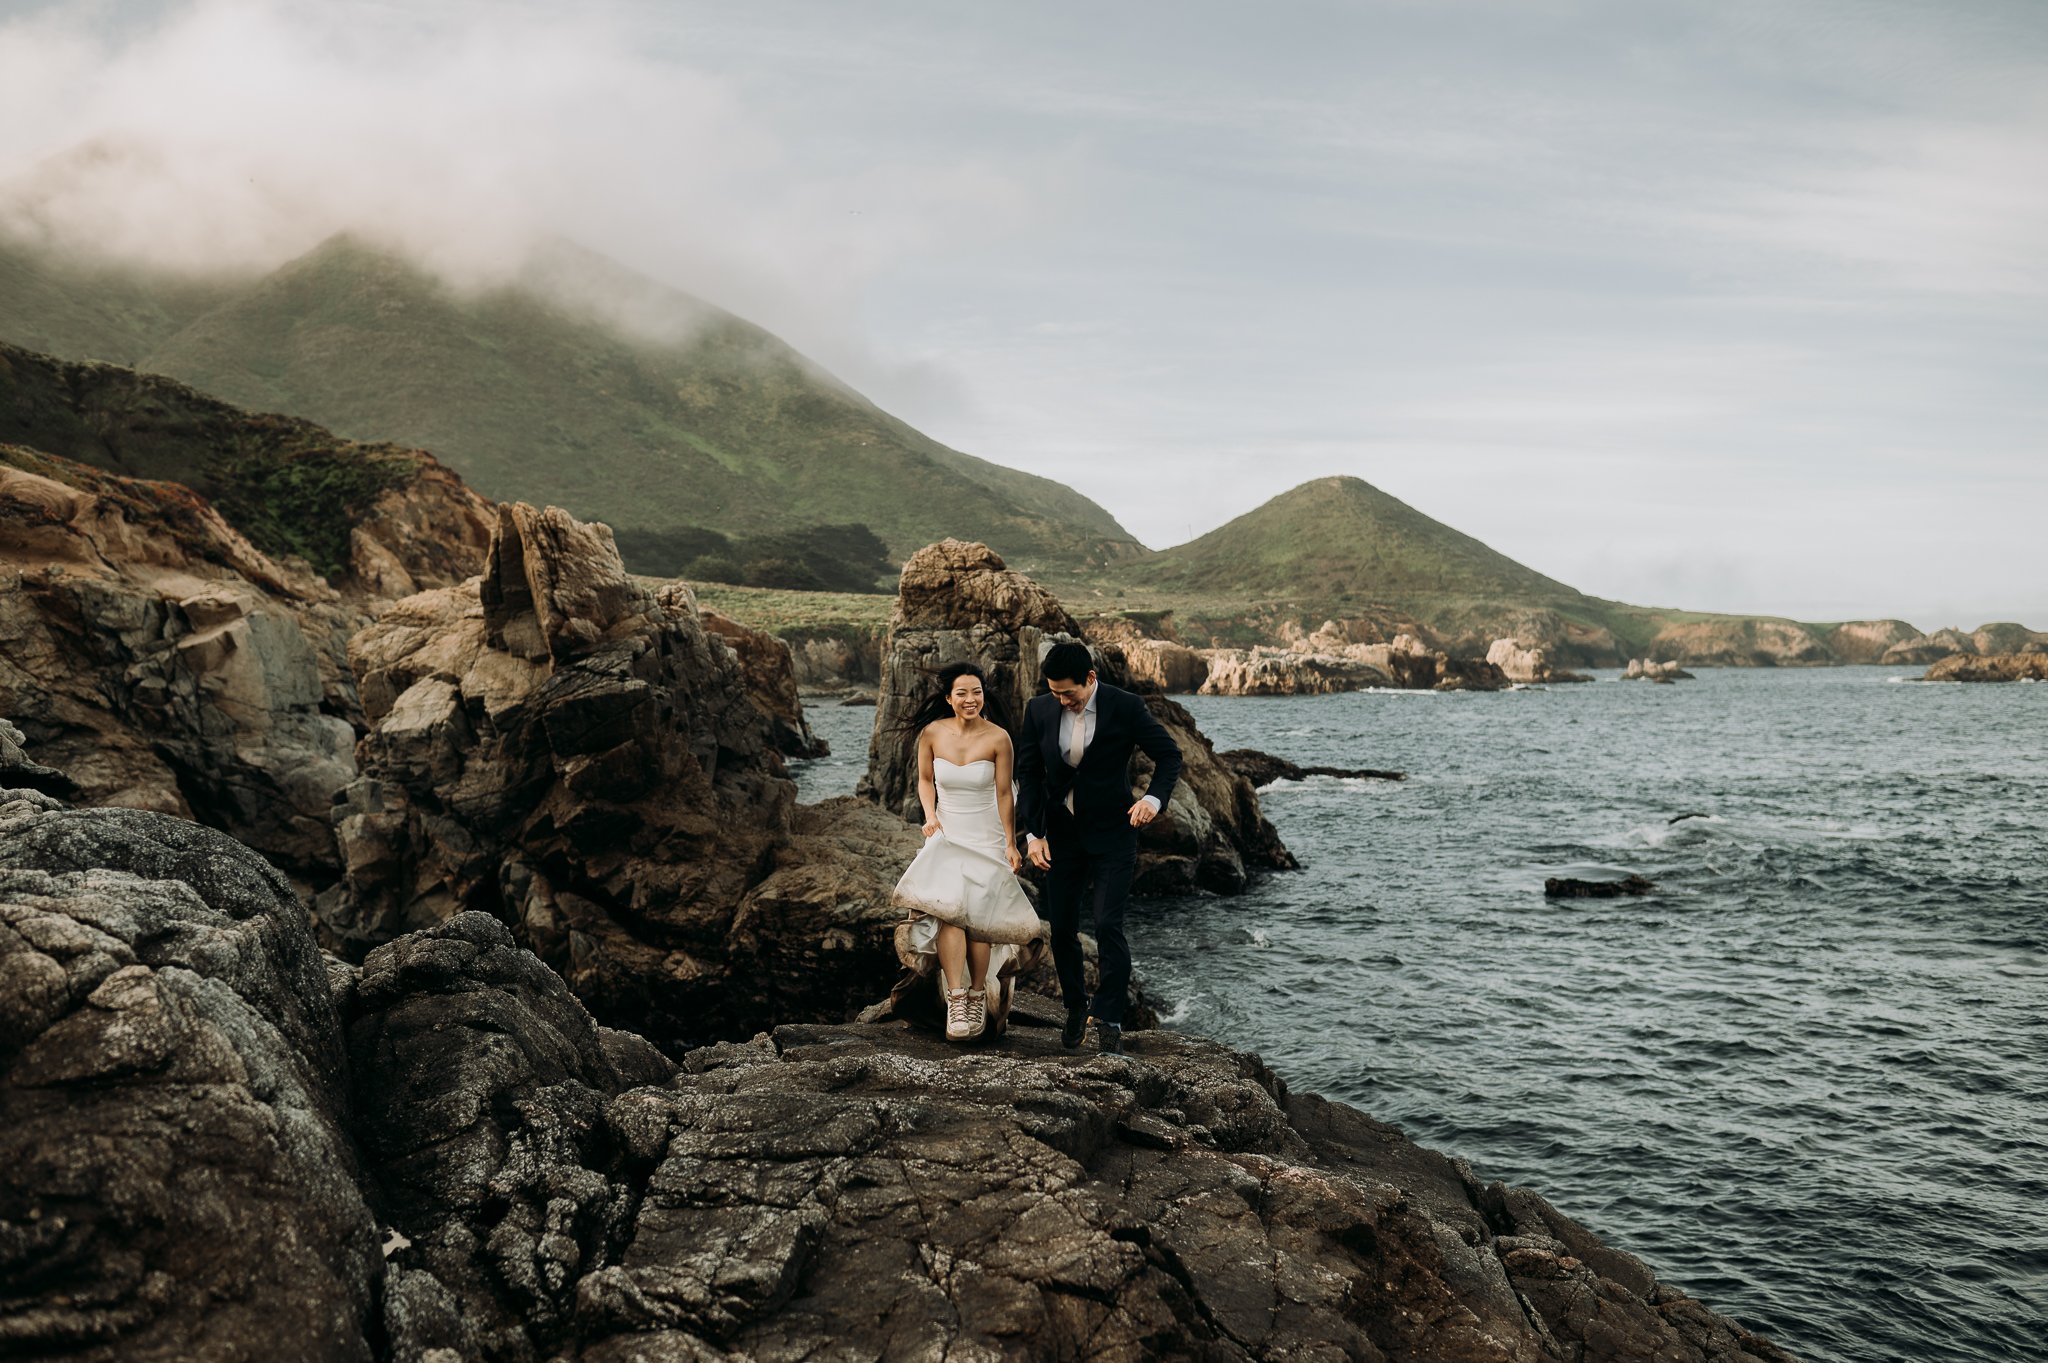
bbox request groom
[1017,641,1182,1054]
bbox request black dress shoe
[1097,1023,1123,1055]
[1062,1006,1087,1049]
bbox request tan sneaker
[966,988,988,1037]
[944,987,975,1040]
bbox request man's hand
[1027,836,1052,870]
[1128,798,1161,828]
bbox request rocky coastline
[2,720,1800,1361]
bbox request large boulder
[860,541,1294,894]
[0,782,382,1361]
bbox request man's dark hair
[1040,642,1096,684]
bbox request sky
[2,0,2043,628]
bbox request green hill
[1128,475,1588,606]
[0,234,1141,574]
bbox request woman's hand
[1007,844,1022,873]
[922,817,941,839]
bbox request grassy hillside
[1125,475,1586,605]
[0,340,433,577]
[0,234,1141,573]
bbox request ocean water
[795,670,2048,1363]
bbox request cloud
[0,0,1048,401]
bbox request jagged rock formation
[0,717,74,796]
[701,607,826,756]
[1,725,1800,1363]
[0,357,493,881]
[1,449,362,878]
[325,502,915,1047]
[1486,637,1591,685]
[1921,653,2048,683]
[326,504,790,1016]
[0,784,382,1361]
[1623,659,1696,684]
[860,540,1295,894]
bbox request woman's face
[947,675,985,721]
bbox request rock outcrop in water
[1220,748,1405,786]
[1623,658,1695,683]
[1487,637,1591,685]
[1082,613,1212,693]
[1,725,1800,1362]
[1920,652,2048,683]
[1197,625,1510,696]
[859,540,1295,893]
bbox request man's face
[1046,672,1096,713]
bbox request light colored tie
[1063,706,1086,811]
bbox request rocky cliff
[859,540,1295,894]
[1198,626,1510,697]
[0,734,1801,1363]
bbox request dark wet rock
[860,539,1293,895]
[700,607,826,757]
[0,791,381,1361]
[838,693,878,706]
[1220,748,1406,787]
[392,999,1796,1362]
[1545,874,1658,898]
[343,910,675,1362]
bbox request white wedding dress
[891,758,1042,995]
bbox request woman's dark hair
[894,661,1013,736]
[1040,641,1095,684]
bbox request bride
[890,662,1041,1041]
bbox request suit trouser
[1043,833,1138,1025]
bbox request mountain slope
[0,234,1140,570]
[1129,475,1589,606]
